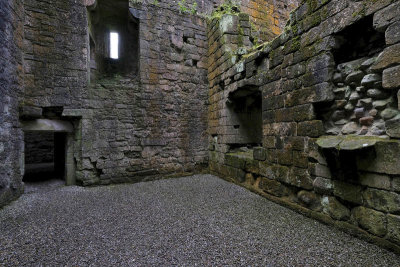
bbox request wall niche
[318,15,399,137]
[226,86,262,152]
[88,0,139,80]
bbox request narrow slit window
[110,32,119,59]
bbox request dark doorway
[24,132,67,183]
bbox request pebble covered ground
[1,174,400,266]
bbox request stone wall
[0,0,25,207]
[207,0,400,252]
[73,1,209,185]
[25,132,54,164]
[23,0,88,108]
[232,0,299,41]
[0,0,296,206]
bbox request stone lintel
[22,119,74,133]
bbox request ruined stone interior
[2,0,400,259]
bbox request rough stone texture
[359,173,391,190]
[77,0,211,184]
[371,44,400,72]
[386,22,400,45]
[357,141,400,175]
[321,196,350,221]
[0,175,398,265]
[333,181,363,205]
[232,0,299,41]
[1,0,400,257]
[363,188,400,214]
[207,0,400,251]
[2,0,213,192]
[383,65,400,90]
[352,206,387,237]
[373,1,400,32]
[313,177,333,194]
[0,0,302,207]
[388,214,400,244]
[0,0,24,208]
[325,54,399,136]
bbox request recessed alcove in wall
[226,86,262,150]
[88,0,139,79]
[317,14,399,137]
[22,119,75,185]
[23,132,66,182]
[332,15,385,64]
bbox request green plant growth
[178,0,188,13]
[209,0,240,20]
[129,0,143,5]
[191,2,198,15]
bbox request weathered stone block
[263,122,297,136]
[352,206,387,237]
[276,149,293,166]
[382,65,400,90]
[359,173,390,190]
[387,214,400,243]
[392,177,400,192]
[301,68,333,87]
[371,44,400,72]
[321,196,350,221]
[259,177,290,197]
[373,1,400,32]
[357,141,400,175]
[292,151,308,168]
[245,158,260,174]
[385,115,400,138]
[219,14,239,34]
[298,190,321,211]
[225,154,246,169]
[285,136,306,151]
[333,181,363,205]
[386,22,400,45]
[313,177,333,194]
[361,74,381,88]
[20,106,42,118]
[297,120,324,137]
[345,71,364,85]
[309,163,331,179]
[306,53,335,73]
[363,188,400,213]
[263,136,276,148]
[253,147,266,161]
[287,167,313,190]
[245,173,255,185]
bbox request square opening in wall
[24,132,66,184]
[226,86,262,151]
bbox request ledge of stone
[316,135,396,151]
[21,119,74,133]
[226,150,253,160]
[19,106,42,118]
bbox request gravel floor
[1,174,400,266]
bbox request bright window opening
[110,32,119,59]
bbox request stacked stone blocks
[208,0,400,252]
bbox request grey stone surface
[386,115,400,138]
[361,74,381,87]
[359,173,391,190]
[386,22,400,45]
[383,65,400,89]
[0,175,399,266]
